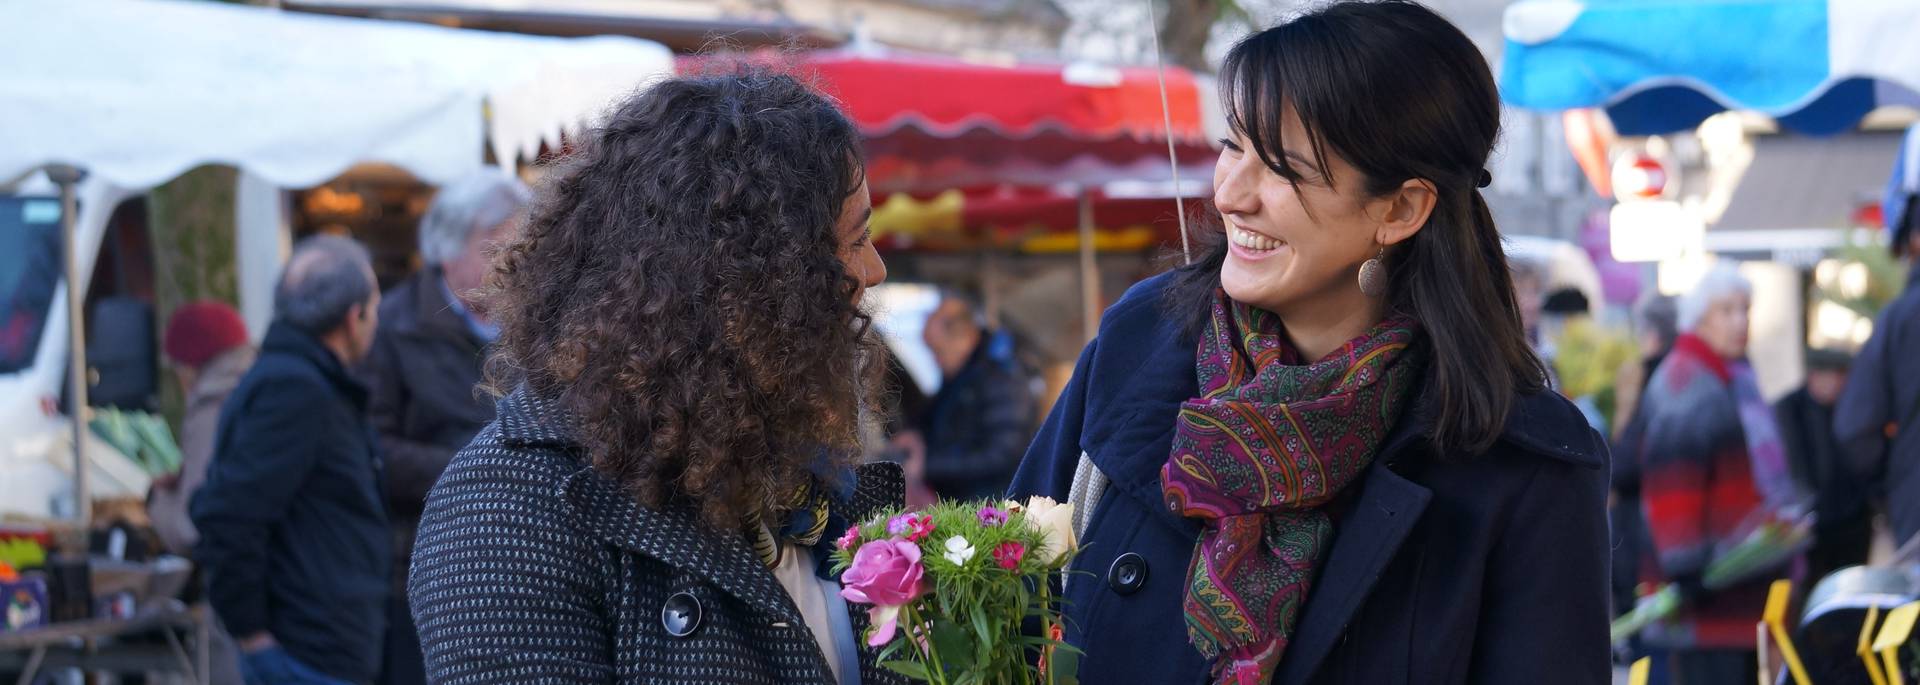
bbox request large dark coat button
[1108,552,1149,595]
[662,592,702,637]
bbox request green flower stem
[905,602,951,685]
[1040,580,1055,685]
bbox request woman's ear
[1374,178,1437,247]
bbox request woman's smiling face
[1214,106,1387,315]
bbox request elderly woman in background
[1637,263,1806,685]
[361,167,531,685]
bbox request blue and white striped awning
[1501,0,1920,136]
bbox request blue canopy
[1500,0,1920,136]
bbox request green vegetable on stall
[88,408,185,476]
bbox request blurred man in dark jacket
[1837,164,1920,553]
[1778,349,1871,581]
[360,168,528,685]
[192,236,388,685]
[918,291,1037,501]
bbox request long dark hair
[1166,0,1547,455]
[484,68,879,530]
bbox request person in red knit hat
[151,300,255,552]
[148,299,256,684]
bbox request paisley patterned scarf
[1161,291,1420,685]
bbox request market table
[0,600,209,685]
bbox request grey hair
[418,167,532,266]
[1632,291,1679,350]
[1677,262,1752,332]
[275,235,375,336]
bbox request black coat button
[1108,552,1149,595]
[662,591,702,637]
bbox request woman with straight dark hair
[408,69,904,684]
[1006,2,1610,683]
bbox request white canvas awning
[0,0,675,189]
[0,0,672,522]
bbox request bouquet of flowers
[1610,512,1813,642]
[833,497,1081,685]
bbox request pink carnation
[888,513,935,542]
[993,541,1025,570]
[835,525,860,551]
[977,506,1009,527]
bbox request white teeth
[1230,226,1280,251]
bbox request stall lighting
[1815,259,1841,287]
[1814,300,1858,343]
[1839,262,1873,300]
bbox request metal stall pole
[47,164,90,529]
[1077,187,1099,343]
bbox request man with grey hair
[359,168,528,685]
[192,235,389,685]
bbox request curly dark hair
[484,68,879,531]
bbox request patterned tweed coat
[409,388,908,684]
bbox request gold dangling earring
[1358,247,1387,297]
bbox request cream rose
[1023,496,1076,564]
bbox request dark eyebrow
[1281,150,1319,174]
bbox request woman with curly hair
[407,69,899,685]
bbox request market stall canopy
[1707,131,1900,261]
[1500,0,1920,136]
[687,49,1222,194]
[871,186,1198,253]
[0,0,674,190]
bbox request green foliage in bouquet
[832,498,1082,685]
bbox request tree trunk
[146,164,241,429]
[1160,0,1224,72]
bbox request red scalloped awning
[679,49,1215,194]
[802,50,1206,142]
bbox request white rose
[1023,496,1077,564]
[942,535,976,566]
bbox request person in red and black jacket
[1638,263,1808,685]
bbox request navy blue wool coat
[1008,272,1612,685]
